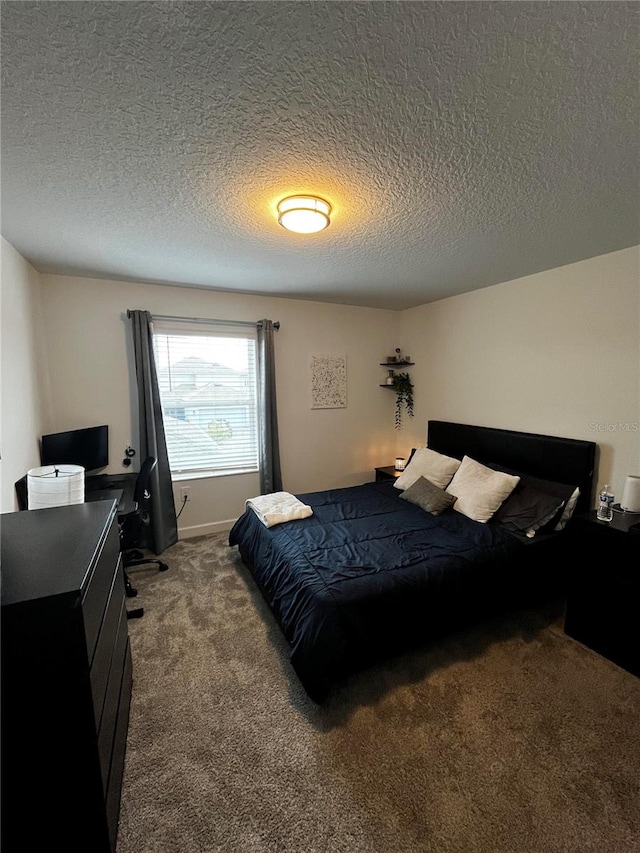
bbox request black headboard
[427,421,596,514]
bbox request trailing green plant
[391,372,414,429]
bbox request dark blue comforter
[229,481,526,701]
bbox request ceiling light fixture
[277,195,331,234]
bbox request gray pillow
[399,476,456,515]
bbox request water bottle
[597,484,614,521]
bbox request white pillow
[446,456,520,523]
[393,447,461,491]
[554,486,580,531]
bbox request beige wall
[5,239,638,525]
[39,274,401,534]
[399,246,640,508]
[1,237,52,512]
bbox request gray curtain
[128,310,178,554]
[257,319,283,494]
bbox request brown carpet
[117,533,640,853]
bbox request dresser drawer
[97,595,129,792]
[90,556,125,729]
[106,642,133,851]
[83,517,121,662]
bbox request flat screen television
[40,425,109,472]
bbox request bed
[229,421,596,702]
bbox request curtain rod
[126,311,279,330]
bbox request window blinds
[152,327,259,476]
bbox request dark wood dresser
[1,501,133,852]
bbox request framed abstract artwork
[309,354,347,409]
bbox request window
[153,325,258,477]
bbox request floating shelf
[379,362,415,367]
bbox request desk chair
[119,456,169,619]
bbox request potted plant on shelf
[391,372,414,429]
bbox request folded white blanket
[246,492,313,528]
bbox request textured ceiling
[1,1,638,310]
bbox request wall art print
[310,353,347,409]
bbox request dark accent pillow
[399,476,456,515]
[486,462,578,531]
[493,484,565,534]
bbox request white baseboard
[178,519,236,538]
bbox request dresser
[1,501,133,852]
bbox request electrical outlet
[180,486,191,503]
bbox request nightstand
[564,510,640,678]
[375,466,403,483]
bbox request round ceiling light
[277,195,331,234]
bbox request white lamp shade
[27,465,85,510]
[620,475,640,512]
